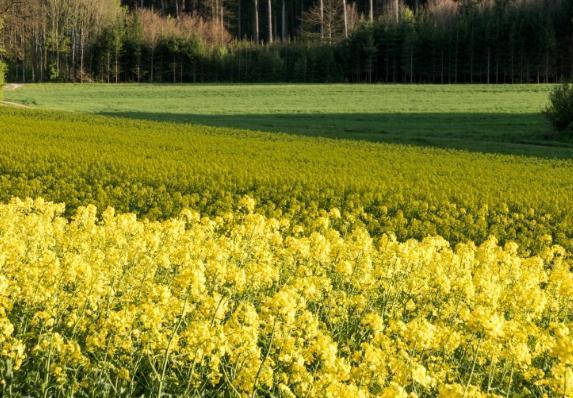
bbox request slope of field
[6,83,573,158]
[0,100,572,396]
[1,106,572,254]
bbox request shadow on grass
[98,111,573,159]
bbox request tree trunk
[80,29,84,83]
[486,47,490,84]
[71,29,76,81]
[253,0,259,44]
[41,24,46,81]
[151,47,154,82]
[470,51,473,83]
[394,0,398,23]
[115,50,119,83]
[343,0,348,38]
[410,49,414,83]
[221,0,225,42]
[569,40,573,80]
[22,41,26,83]
[238,0,242,38]
[300,0,304,37]
[454,30,458,83]
[267,0,273,43]
[495,54,499,83]
[281,0,286,41]
[369,0,373,23]
[320,0,324,41]
[385,54,389,82]
[545,52,549,83]
[440,51,444,84]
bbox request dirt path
[0,100,31,108]
[1,84,29,108]
[3,83,25,91]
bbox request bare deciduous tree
[302,0,355,43]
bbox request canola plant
[0,108,572,396]
[0,198,571,397]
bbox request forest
[1,0,573,84]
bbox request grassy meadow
[6,83,573,157]
[0,84,572,397]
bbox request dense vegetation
[0,198,571,396]
[544,83,573,133]
[2,0,573,83]
[1,106,572,255]
[8,83,573,157]
[0,81,572,396]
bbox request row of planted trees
[2,0,573,83]
[343,0,573,84]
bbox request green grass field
[6,83,573,158]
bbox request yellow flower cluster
[0,198,570,397]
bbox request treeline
[344,0,573,84]
[1,0,573,83]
